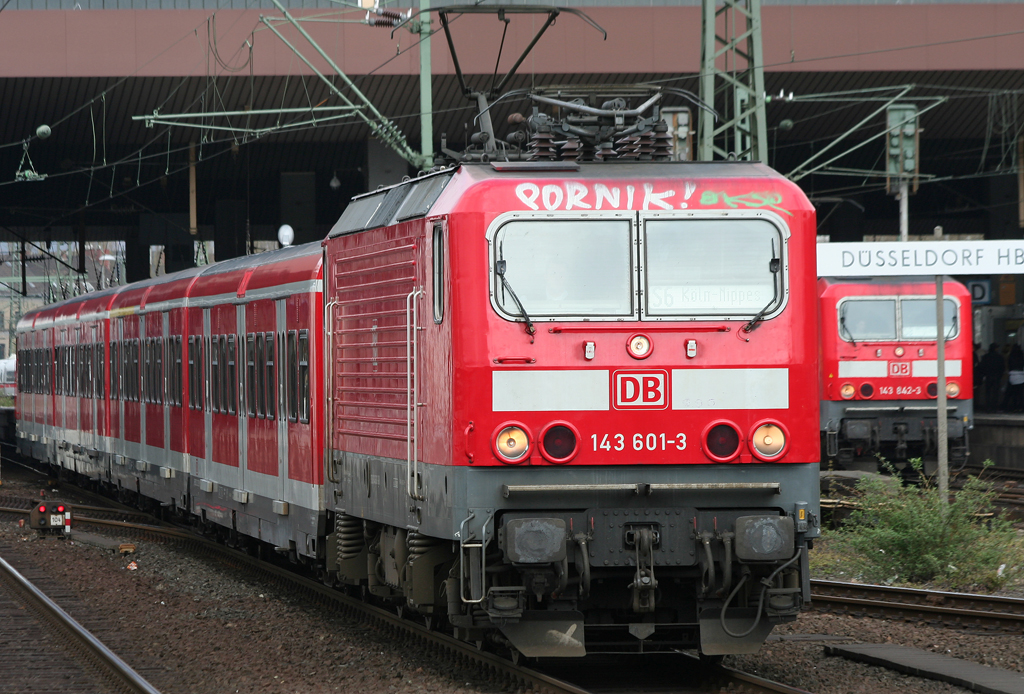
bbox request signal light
[38,505,46,513]
[626,334,652,359]
[703,422,740,462]
[57,505,65,513]
[541,423,579,463]
[494,424,530,463]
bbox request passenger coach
[16,244,322,555]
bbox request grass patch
[0,395,13,408]
[813,460,1024,593]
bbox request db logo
[889,362,911,377]
[613,370,669,409]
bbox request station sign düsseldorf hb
[817,241,1024,277]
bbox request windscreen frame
[486,211,639,323]
[639,210,791,322]
[836,294,961,343]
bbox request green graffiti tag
[699,191,793,216]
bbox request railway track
[1,489,812,694]
[0,545,163,694]
[810,579,1024,634]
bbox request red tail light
[540,423,579,463]
[703,421,741,462]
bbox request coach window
[246,334,256,417]
[211,336,221,412]
[287,330,298,422]
[298,330,310,424]
[900,298,958,341]
[265,332,276,420]
[644,218,784,319]
[255,333,266,418]
[220,336,229,414]
[156,338,164,404]
[493,219,633,319]
[433,223,445,323]
[838,299,896,342]
[227,336,237,415]
[188,337,202,410]
[95,343,104,398]
[176,336,183,406]
[110,342,118,400]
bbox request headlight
[751,422,786,459]
[840,383,855,399]
[626,334,652,359]
[494,425,530,462]
[894,346,905,357]
[946,382,960,398]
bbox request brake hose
[719,547,803,639]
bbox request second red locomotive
[819,276,974,470]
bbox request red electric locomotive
[318,157,821,657]
[819,276,974,471]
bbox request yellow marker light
[840,383,855,399]
[495,426,530,461]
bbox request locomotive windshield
[899,298,957,339]
[644,218,783,317]
[493,219,633,317]
[838,297,958,341]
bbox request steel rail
[810,579,1024,633]
[0,553,163,694]
[44,514,811,694]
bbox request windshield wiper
[839,305,857,347]
[944,311,958,340]
[495,259,536,339]
[742,241,781,335]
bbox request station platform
[827,644,1024,694]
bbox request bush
[826,460,1023,591]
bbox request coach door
[276,299,288,506]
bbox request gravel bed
[2,468,1021,694]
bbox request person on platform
[981,343,1005,412]
[1004,345,1024,413]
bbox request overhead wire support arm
[787,90,947,182]
[262,0,428,169]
